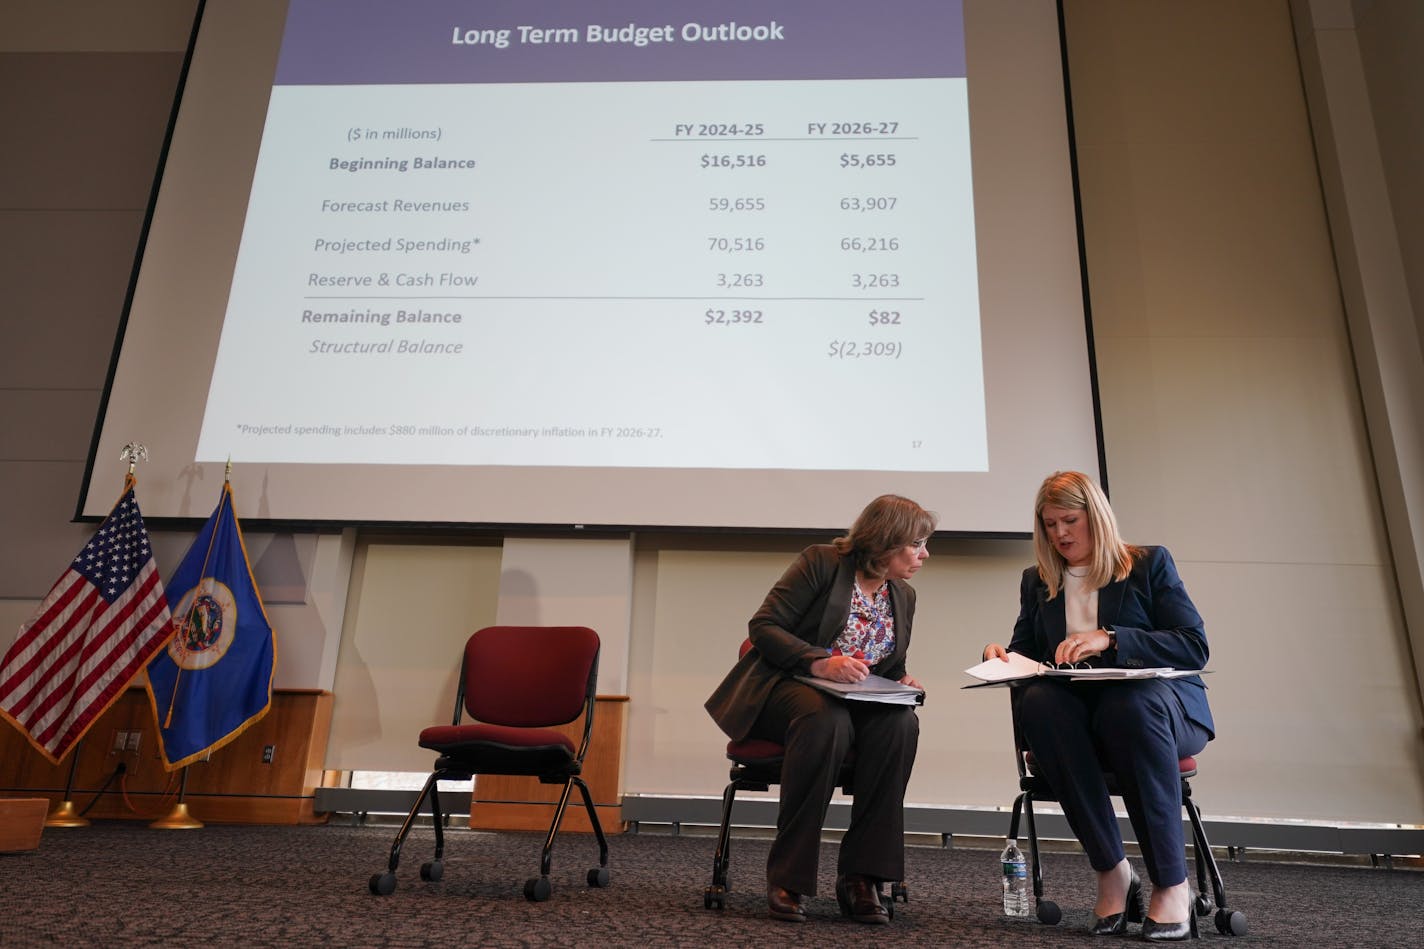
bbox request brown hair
[1032,471,1138,598]
[833,495,938,578]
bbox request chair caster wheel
[524,876,552,901]
[368,872,396,896]
[1036,900,1062,925]
[419,860,443,882]
[704,884,726,909]
[890,881,909,903]
[1215,908,1247,936]
[587,867,610,887]
[1194,892,1213,916]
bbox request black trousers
[748,677,919,895]
[1017,678,1210,887]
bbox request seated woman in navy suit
[706,495,935,925]
[983,471,1213,941]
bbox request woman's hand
[1054,629,1112,665]
[983,643,1010,662]
[899,673,923,690]
[809,654,870,683]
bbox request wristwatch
[1103,626,1117,650]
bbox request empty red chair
[368,625,610,902]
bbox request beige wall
[327,538,502,773]
[3,1,1422,825]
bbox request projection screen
[81,0,1100,532]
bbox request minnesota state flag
[146,481,276,770]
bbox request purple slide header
[273,0,965,85]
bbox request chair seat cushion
[420,723,577,776]
[726,738,785,765]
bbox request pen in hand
[812,646,870,683]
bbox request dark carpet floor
[1,822,1421,947]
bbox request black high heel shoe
[1089,871,1144,936]
[1141,910,1199,941]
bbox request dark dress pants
[1017,678,1209,887]
[748,677,919,896]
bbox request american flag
[0,483,173,764]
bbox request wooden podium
[0,688,333,825]
[0,798,48,852]
[469,695,627,833]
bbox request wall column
[1291,0,1424,709]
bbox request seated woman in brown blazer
[705,495,935,924]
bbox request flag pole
[43,740,92,828]
[110,441,200,831]
[148,447,205,830]
[150,766,203,830]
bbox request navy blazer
[1008,545,1214,738]
[705,544,915,741]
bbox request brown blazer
[704,544,917,740]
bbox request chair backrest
[461,625,600,728]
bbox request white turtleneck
[1063,568,1098,636]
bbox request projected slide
[196,0,984,472]
[86,0,1100,529]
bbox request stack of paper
[795,674,926,706]
[963,653,1202,685]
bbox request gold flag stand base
[150,802,204,830]
[44,799,91,828]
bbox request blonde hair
[833,494,938,578]
[1032,471,1138,598]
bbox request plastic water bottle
[1000,838,1030,917]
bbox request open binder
[795,673,926,706]
[963,652,1205,688]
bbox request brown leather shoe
[767,884,805,922]
[835,874,890,924]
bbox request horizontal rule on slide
[198,0,986,472]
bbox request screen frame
[77,0,1106,537]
